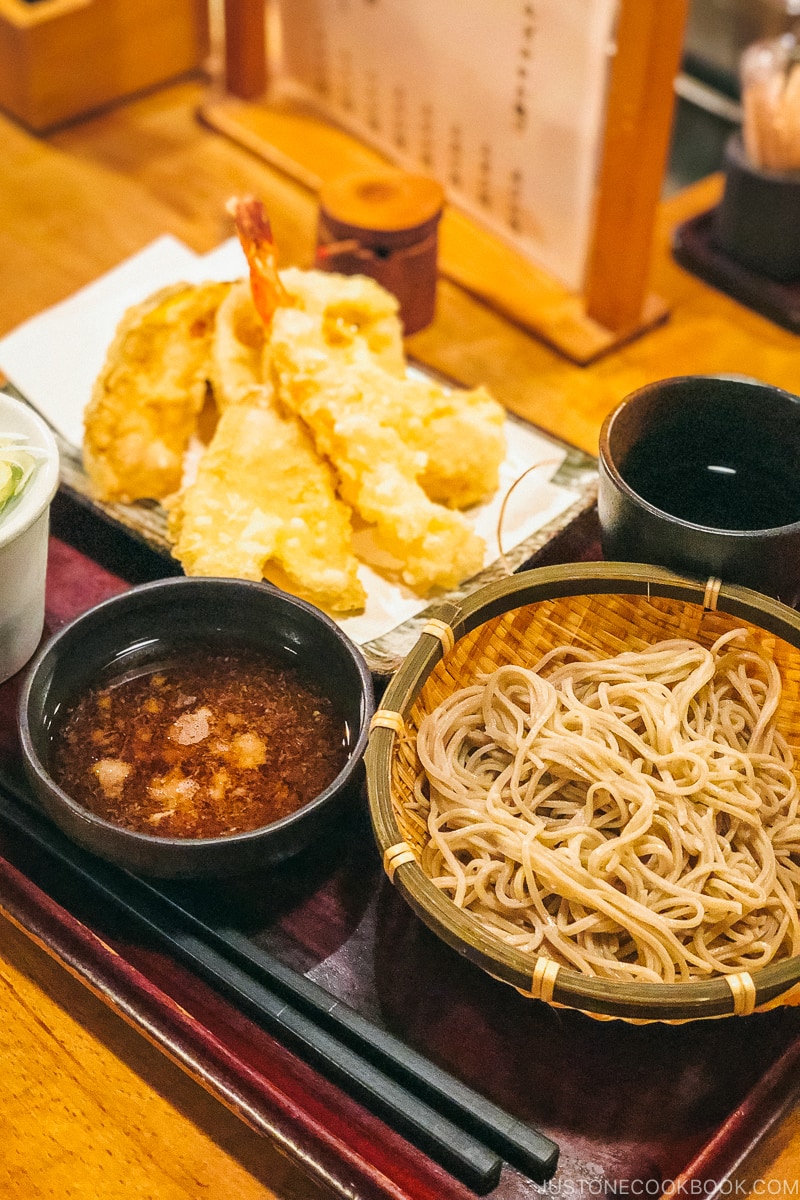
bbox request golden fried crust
[210,279,271,410]
[265,272,505,511]
[83,281,231,503]
[279,268,406,376]
[211,270,406,407]
[270,307,487,593]
[83,262,503,605]
[168,403,366,615]
[400,381,506,509]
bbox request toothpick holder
[713,133,800,284]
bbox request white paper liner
[0,237,582,645]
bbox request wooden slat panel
[583,0,689,332]
[223,0,267,99]
[200,94,668,364]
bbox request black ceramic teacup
[598,375,800,606]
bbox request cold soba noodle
[414,632,800,983]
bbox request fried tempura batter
[280,267,406,377]
[317,345,506,510]
[210,279,270,410]
[269,307,486,593]
[224,196,497,593]
[387,376,505,510]
[83,195,508,611]
[211,268,407,412]
[84,281,231,502]
[216,270,505,510]
[168,402,366,614]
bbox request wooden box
[0,0,209,132]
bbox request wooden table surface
[1,76,800,1200]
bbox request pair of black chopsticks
[0,778,559,1193]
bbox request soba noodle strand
[414,631,800,984]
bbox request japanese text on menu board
[269,0,618,291]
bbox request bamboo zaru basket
[365,563,800,1023]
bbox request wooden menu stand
[202,0,688,365]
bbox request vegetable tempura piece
[315,347,505,510]
[168,403,366,614]
[270,307,486,593]
[382,374,505,510]
[274,270,505,508]
[279,267,406,377]
[84,281,231,502]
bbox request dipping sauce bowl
[18,577,375,879]
[598,375,800,606]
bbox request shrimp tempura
[228,194,505,513]
[279,267,406,377]
[226,195,289,325]
[269,307,486,593]
[277,270,505,508]
[210,279,271,410]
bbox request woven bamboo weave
[366,563,800,1021]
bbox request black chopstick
[113,872,558,1183]
[0,777,559,1186]
[208,926,559,1184]
[116,914,505,1193]
[0,783,503,1192]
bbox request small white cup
[0,393,60,684]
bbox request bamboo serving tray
[0,505,799,1199]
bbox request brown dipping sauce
[50,645,350,839]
